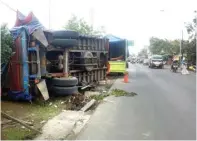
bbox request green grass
[109,89,138,97]
[2,127,37,140]
[89,89,137,101]
[1,97,70,140]
[1,88,137,140]
[90,94,109,101]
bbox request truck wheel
[52,30,79,39]
[52,86,78,96]
[51,39,78,48]
[52,77,78,87]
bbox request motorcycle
[171,63,179,73]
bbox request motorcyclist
[171,55,179,70]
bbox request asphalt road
[76,63,196,140]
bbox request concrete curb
[65,99,97,139]
[34,100,96,140]
[80,99,96,112]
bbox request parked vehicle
[139,59,143,64]
[143,59,149,65]
[149,55,164,69]
[106,35,130,74]
[131,60,136,64]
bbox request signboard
[127,40,134,46]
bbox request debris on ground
[34,110,84,140]
[1,97,70,140]
[89,94,109,101]
[99,80,107,85]
[109,89,138,97]
[1,77,129,140]
[40,120,46,124]
[84,91,100,97]
[66,93,91,111]
[80,99,96,112]
[88,88,137,101]
[1,112,41,134]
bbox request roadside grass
[2,127,38,140]
[110,89,138,97]
[1,78,137,140]
[90,89,137,101]
[1,97,70,140]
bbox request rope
[0,0,16,13]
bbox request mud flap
[36,79,49,100]
[32,28,49,47]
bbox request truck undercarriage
[44,32,109,86]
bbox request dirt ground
[1,96,70,140]
[1,75,118,140]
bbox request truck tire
[52,86,78,96]
[51,39,78,48]
[52,30,79,39]
[52,77,78,87]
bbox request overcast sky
[0,0,196,54]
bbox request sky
[0,0,197,54]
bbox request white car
[149,55,164,69]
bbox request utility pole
[48,0,51,29]
[89,8,94,29]
[180,30,183,57]
[195,11,197,48]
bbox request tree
[1,24,13,64]
[64,15,105,36]
[138,48,148,58]
[184,12,196,64]
[185,12,196,40]
[148,37,180,55]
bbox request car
[126,58,130,62]
[138,59,143,64]
[149,55,164,69]
[131,60,136,64]
[143,59,149,65]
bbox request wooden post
[1,112,42,134]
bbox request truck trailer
[2,11,108,101]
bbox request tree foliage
[1,24,13,64]
[64,15,105,36]
[185,14,196,40]
[148,12,196,64]
[184,12,196,63]
[148,37,180,55]
[138,48,148,58]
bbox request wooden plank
[1,112,42,133]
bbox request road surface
[76,63,196,140]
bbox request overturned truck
[3,12,108,101]
[44,31,109,93]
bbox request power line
[0,0,16,13]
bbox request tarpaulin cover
[10,10,44,40]
[105,34,125,43]
[105,34,128,60]
[7,10,44,101]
